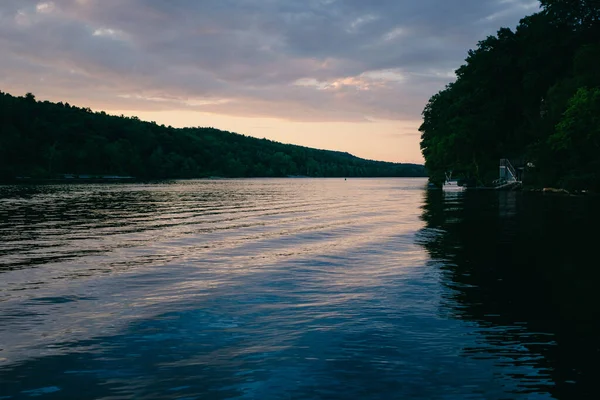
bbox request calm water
[0,179,598,399]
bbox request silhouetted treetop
[0,91,426,180]
[419,0,600,190]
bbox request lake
[1,178,598,399]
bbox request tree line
[0,91,426,180]
[419,0,600,190]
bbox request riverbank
[1,175,137,184]
[523,187,594,196]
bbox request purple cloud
[0,0,540,121]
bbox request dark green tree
[0,90,426,181]
[420,0,600,190]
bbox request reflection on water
[420,189,600,399]
[0,179,598,399]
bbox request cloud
[0,0,540,122]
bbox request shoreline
[0,176,429,184]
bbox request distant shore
[1,175,430,184]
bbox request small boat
[442,172,466,192]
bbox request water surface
[0,179,598,399]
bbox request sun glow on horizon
[110,109,425,164]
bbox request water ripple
[0,179,596,399]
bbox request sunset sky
[0,0,539,163]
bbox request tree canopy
[0,91,426,180]
[419,0,600,190]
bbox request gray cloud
[0,0,540,122]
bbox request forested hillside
[420,0,600,190]
[0,91,425,180]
